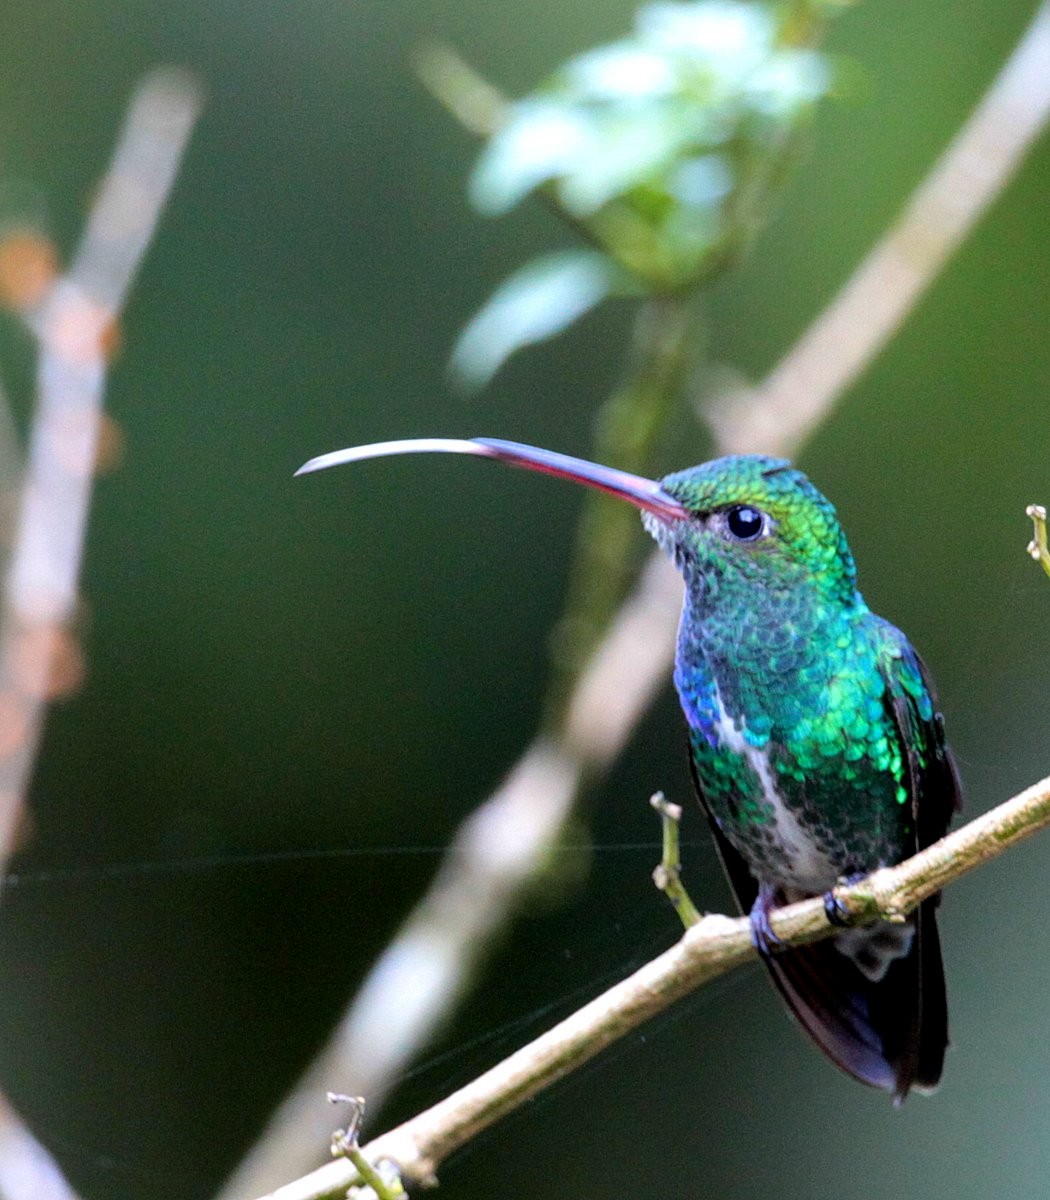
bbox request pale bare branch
[0,67,201,1200]
[0,66,202,857]
[0,1099,82,1200]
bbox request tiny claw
[822,872,868,927]
[749,887,785,958]
[328,1093,367,1155]
[823,890,850,927]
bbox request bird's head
[650,454,858,605]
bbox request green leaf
[450,251,625,390]
[748,49,829,115]
[469,100,593,216]
[637,2,774,74]
[555,106,692,216]
[562,41,678,101]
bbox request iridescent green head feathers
[649,454,859,606]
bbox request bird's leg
[748,884,785,957]
[822,871,869,927]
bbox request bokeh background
[0,2,1048,1198]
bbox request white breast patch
[712,686,837,891]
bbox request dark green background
[0,2,1048,1197]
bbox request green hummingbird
[297,437,960,1102]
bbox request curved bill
[295,436,689,523]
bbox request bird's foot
[822,871,868,927]
[748,888,785,958]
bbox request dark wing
[873,618,962,854]
[870,620,960,1095]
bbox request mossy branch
[253,769,1050,1200]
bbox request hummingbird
[297,437,960,1102]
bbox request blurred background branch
[220,4,1050,1197]
[0,67,202,858]
[0,67,201,1200]
[709,0,1050,456]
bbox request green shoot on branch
[651,791,702,928]
[1027,503,1050,579]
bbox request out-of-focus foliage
[449,249,635,387]
[455,0,834,386]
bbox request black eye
[725,505,766,542]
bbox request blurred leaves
[454,0,836,386]
[450,250,635,388]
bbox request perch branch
[253,769,1050,1200]
[413,44,508,137]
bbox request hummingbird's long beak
[295,437,689,523]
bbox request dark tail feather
[765,899,947,1101]
[908,902,948,1093]
[695,793,949,1098]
